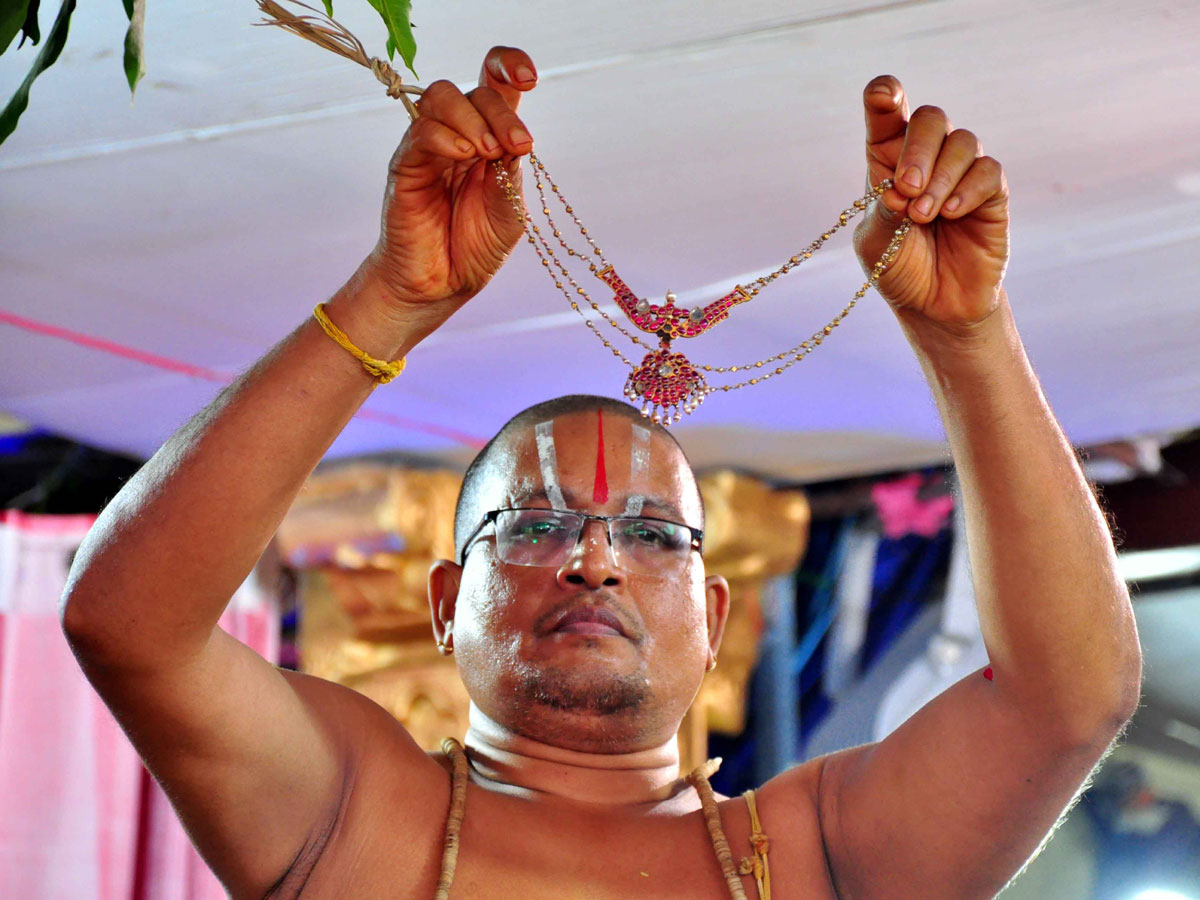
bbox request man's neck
[463,704,686,807]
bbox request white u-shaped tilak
[623,424,651,516]
[534,420,567,510]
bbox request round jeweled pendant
[625,349,707,425]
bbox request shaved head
[453,395,704,562]
[436,394,723,753]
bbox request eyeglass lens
[493,509,692,575]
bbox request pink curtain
[0,510,280,899]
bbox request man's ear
[428,559,462,651]
[704,574,731,665]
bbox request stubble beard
[517,665,649,716]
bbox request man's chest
[306,780,839,900]
[447,807,745,899]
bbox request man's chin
[516,664,648,718]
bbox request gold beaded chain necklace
[492,159,911,425]
[257,0,911,426]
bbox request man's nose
[556,519,623,589]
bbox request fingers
[415,81,492,158]
[861,75,1007,239]
[468,85,533,155]
[893,104,951,199]
[394,115,479,170]
[862,75,910,213]
[414,79,533,162]
[478,45,538,112]
[402,45,536,172]
[863,75,909,147]
[909,128,981,223]
[939,155,1007,220]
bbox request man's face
[434,409,726,753]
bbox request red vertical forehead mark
[983,666,994,681]
[593,408,609,504]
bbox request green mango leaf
[1,0,32,55]
[322,0,333,16]
[121,0,132,16]
[122,0,144,95]
[364,0,416,77]
[19,0,41,47]
[0,0,75,145]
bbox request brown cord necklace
[439,739,769,900]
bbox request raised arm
[59,47,540,898]
[803,77,1142,899]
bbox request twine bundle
[255,0,424,120]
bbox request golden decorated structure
[276,459,809,772]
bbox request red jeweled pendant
[597,265,749,339]
[623,348,708,425]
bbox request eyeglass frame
[458,507,705,570]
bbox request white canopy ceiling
[2,0,1199,479]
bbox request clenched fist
[854,76,1010,332]
[363,46,539,326]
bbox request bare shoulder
[800,675,1128,900]
[758,753,826,817]
[277,666,451,799]
[260,671,454,897]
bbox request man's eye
[622,522,674,545]
[512,517,568,540]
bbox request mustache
[532,594,645,642]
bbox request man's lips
[548,604,629,638]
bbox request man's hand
[364,46,539,320]
[854,76,1009,332]
[796,76,1142,900]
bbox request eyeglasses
[459,507,704,577]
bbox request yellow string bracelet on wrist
[312,303,407,384]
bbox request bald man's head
[434,394,724,752]
[453,395,704,563]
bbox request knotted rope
[312,303,406,383]
[255,0,424,120]
[737,788,772,900]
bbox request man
[61,46,1142,899]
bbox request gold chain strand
[255,0,907,423]
[493,154,910,423]
[528,165,655,353]
[523,169,654,354]
[524,168,904,384]
[706,220,910,391]
[500,172,639,367]
[496,157,897,373]
[523,154,892,361]
[532,148,881,299]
